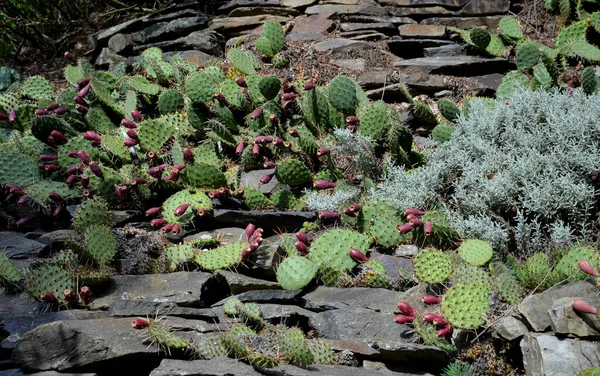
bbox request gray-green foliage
[372,88,600,250]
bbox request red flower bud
[573,299,599,315]
[8,108,16,122]
[55,107,69,115]
[45,103,59,111]
[130,110,143,121]
[349,248,369,263]
[397,222,414,234]
[77,151,90,165]
[437,325,452,338]
[424,221,433,235]
[346,116,359,125]
[260,173,274,184]
[35,108,49,116]
[89,162,104,180]
[578,260,599,277]
[150,218,167,227]
[397,302,418,318]
[394,315,415,324]
[40,292,57,304]
[183,148,194,161]
[264,161,276,169]
[78,83,91,97]
[121,118,138,129]
[313,180,336,190]
[171,224,181,235]
[245,224,256,242]
[433,318,449,328]
[174,203,190,216]
[77,77,91,87]
[145,207,162,217]
[236,77,247,87]
[289,128,299,137]
[422,295,442,305]
[48,192,64,202]
[303,80,315,90]
[79,286,93,305]
[405,208,426,216]
[132,318,150,329]
[124,139,138,147]
[295,241,309,255]
[84,131,101,142]
[296,231,310,245]
[252,143,260,156]
[63,289,78,304]
[317,147,330,156]
[423,313,444,323]
[318,210,341,220]
[250,107,263,121]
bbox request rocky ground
[3,1,600,376]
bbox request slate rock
[90,271,224,310]
[386,6,457,16]
[218,0,280,13]
[165,50,217,66]
[424,43,465,57]
[549,297,600,337]
[0,232,49,260]
[326,338,449,374]
[107,33,133,54]
[11,318,164,373]
[131,16,209,45]
[398,24,446,38]
[94,48,127,70]
[214,269,280,294]
[369,251,413,281]
[309,308,416,341]
[292,13,336,34]
[340,22,396,33]
[249,234,287,278]
[108,300,218,321]
[281,0,318,7]
[286,33,327,41]
[212,209,315,233]
[0,292,41,319]
[378,0,466,5]
[313,38,376,52]
[213,303,316,327]
[240,168,288,195]
[1,311,107,350]
[212,289,303,306]
[330,58,367,71]
[150,357,262,376]
[302,286,399,312]
[467,73,504,93]
[229,7,301,17]
[305,4,388,16]
[519,281,599,332]
[420,16,503,29]
[521,333,600,376]
[0,371,97,376]
[342,15,416,25]
[262,362,437,376]
[339,31,389,41]
[460,0,510,15]
[135,30,225,57]
[209,15,291,36]
[387,39,455,59]
[393,56,513,76]
[492,315,529,341]
[36,230,77,255]
[184,227,246,245]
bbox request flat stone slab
[213,303,316,325]
[108,300,219,321]
[313,38,376,52]
[263,362,437,375]
[214,269,281,294]
[420,16,503,29]
[209,15,291,35]
[386,6,458,17]
[212,209,316,232]
[150,357,262,376]
[292,13,335,34]
[0,292,42,318]
[398,24,446,38]
[302,287,399,313]
[212,289,303,306]
[240,168,287,195]
[330,58,367,70]
[305,4,388,16]
[229,7,301,17]
[378,0,467,5]
[11,318,164,373]
[90,271,223,310]
[340,22,396,33]
[393,56,513,76]
[521,333,600,376]
[549,297,600,337]
[0,232,48,260]
[286,33,327,41]
[387,39,455,59]
[519,281,599,332]
[492,315,529,341]
[218,0,280,13]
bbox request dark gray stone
[549,297,600,337]
[286,33,327,41]
[218,0,280,13]
[378,0,466,6]
[393,56,513,77]
[424,43,465,57]
[249,234,287,279]
[0,292,41,319]
[213,303,316,325]
[302,287,399,313]
[460,0,510,15]
[229,7,301,17]
[1,311,107,350]
[108,300,219,321]
[36,230,77,255]
[133,29,224,57]
[90,271,224,310]
[94,48,127,70]
[387,39,455,59]
[309,308,415,341]
[110,210,140,226]
[240,168,287,195]
[492,315,529,341]
[214,269,280,294]
[342,15,416,25]
[212,289,303,307]
[212,209,315,233]
[0,232,48,260]
[313,38,376,52]
[420,16,503,29]
[263,362,437,376]
[519,281,599,332]
[339,31,389,41]
[11,318,163,373]
[131,16,209,45]
[209,15,291,36]
[386,6,458,17]
[521,333,600,376]
[329,58,367,71]
[340,22,396,33]
[0,371,97,376]
[150,357,262,376]
[292,13,335,34]
[305,4,388,16]
[368,251,413,282]
[163,50,218,66]
[107,33,133,54]
[398,24,446,38]
[467,73,504,93]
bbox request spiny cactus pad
[552,246,600,282]
[162,189,212,226]
[25,264,75,302]
[310,229,372,271]
[328,75,357,114]
[0,252,22,285]
[413,248,454,284]
[276,255,318,290]
[74,198,112,233]
[83,225,117,266]
[195,242,246,271]
[275,159,312,186]
[458,239,493,266]
[441,283,491,329]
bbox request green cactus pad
[358,101,388,142]
[164,244,194,272]
[328,75,356,114]
[256,37,275,57]
[516,43,541,71]
[31,116,76,145]
[496,71,534,101]
[0,252,22,285]
[137,119,172,153]
[158,89,185,114]
[258,75,281,101]
[441,283,490,329]
[308,340,334,365]
[127,75,160,96]
[498,17,523,42]
[579,367,600,376]
[581,67,598,95]
[87,106,117,133]
[271,190,304,211]
[223,297,244,316]
[0,151,39,187]
[241,302,263,323]
[458,239,493,266]
[83,225,117,266]
[195,242,246,271]
[413,318,454,352]
[431,123,454,143]
[242,187,273,210]
[318,264,347,287]
[25,263,75,302]
[533,63,553,90]
[162,189,212,226]
[275,159,312,186]
[22,76,54,101]
[437,99,461,123]
[74,198,112,233]
[278,327,314,367]
[451,263,492,288]
[568,39,600,61]
[495,270,523,304]
[228,49,258,75]
[411,211,460,250]
[182,162,227,189]
[147,321,189,351]
[276,256,318,290]
[310,229,372,271]
[262,20,285,53]
[369,212,407,248]
[272,53,289,68]
[413,248,454,284]
[552,246,600,282]
[186,71,217,104]
[556,19,588,57]
[469,28,491,49]
[413,102,437,124]
[517,252,552,289]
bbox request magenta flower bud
[55,107,69,115]
[0,112,8,120]
[48,192,64,202]
[5,184,23,195]
[132,177,148,185]
[171,224,181,235]
[282,92,297,101]
[66,175,79,186]
[147,164,166,179]
[90,140,100,148]
[43,164,61,172]
[250,107,263,121]
[50,130,68,144]
[17,196,28,206]
[343,207,357,217]
[89,162,104,180]
[63,289,78,304]
[208,190,222,199]
[289,128,299,137]
[236,77,247,87]
[171,165,187,174]
[423,313,444,323]
[151,218,167,227]
[349,204,362,212]
[319,210,341,220]
[433,318,449,328]
[78,83,91,97]
[250,228,264,243]
[131,109,143,121]
[77,151,90,165]
[67,150,79,158]
[174,203,190,216]
[39,154,58,162]
[422,295,442,305]
[254,136,265,144]
[16,216,33,227]
[346,124,358,132]
[252,143,260,156]
[578,260,599,277]
[9,108,16,122]
[424,221,433,235]
[121,118,138,129]
[303,80,315,90]
[53,204,65,217]
[404,208,426,216]
[295,241,309,255]
[46,136,55,146]
[40,292,58,304]
[79,286,93,305]
[397,302,418,318]
[349,248,369,263]
[263,136,274,144]
[263,161,276,169]
[84,131,101,142]
[241,247,252,260]
[77,77,91,87]
[573,299,599,314]
[162,173,179,181]
[272,138,283,147]
[437,326,453,338]
[35,108,49,116]
[235,140,245,155]
[244,224,256,242]
[269,114,278,126]
[296,231,310,245]
[45,103,59,111]
[183,148,194,162]
[124,139,138,147]
[313,180,336,190]
[398,223,414,234]
[73,95,87,106]
[394,315,415,324]
[113,184,127,200]
[317,148,330,156]
[410,217,424,227]
[162,224,175,233]
[346,116,360,125]
[81,175,89,187]
[260,173,274,184]
[214,92,228,106]
[282,99,295,110]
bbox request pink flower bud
[55,107,69,115]
[132,318,150,329]
[40,154,58,161]
[349,204,362,212]
[252,143,260,156]
[260,173,274,184]
[264,161,276,169]
[43,164,61,172]
[171,224,181,235]
[394,315,415,324]
[132,177,148,185]
[76,104,88,113]
[303,80,315,90]
[48,192,64,202]
[424,221,433,235]
[282,92,297,101]
[5,184,23,195]
[245,223,256,242]
[410,217,424,227]
[423,313,445,323]
[397,302,418,318]
[197,208,208,216]
[578,260,599,277]
[113,184,127,201]
[346,125,358,132]
[433,318,449,328]
[318,210,341,220]
[73,95,87,106]
[84,131,101,142]
[77,151,90,165]
[296,231,310,245]
[126,129,138,140]
[121,118,138,128]
[236,140,245,155]
[317,147,330,156]
[53,204,65,217]
[50,130,68,144]
[151,218,167,227]
[145,207,162,216]
[16,216,33,227]
[131,110,143,121]
[124,139,138,147]
[437,325,453,338]
[313,180,336,190]
[78,83,91,97]
[63,289,78,304]
[397,222,414,234]
[573,299,599,314]
[349,248,369,263]
[35,108,48,116]
[405,208,426,216]
[17,196,28,206]
[174,203,190,216]
[250,107,263,120]
[77,77,91,87]
[346,116,359,125]
[81,175,89,188]
[8,108,16,122]
[45,103,59,111]
[422,295,441,305]
[66,175,79,186]
[183,148,194,161]
[236,77,247,87]
[162,224,175,233]
[79,286,93,304]
[89,162,104,180]
[295,240,309,255]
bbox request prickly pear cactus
[25,263,75,303]
[83,225,117,266]
[516,43,541,71]
[276,255,318,290]
[277,327,314,367]
[498,16,523,42]
[147,320,189,351]
[328,75,357,114]
[310,229,372,271]
[195,242,246,271]
[0,151,39,187]
[431,123,454,143]
[470,28,492,49]
[74,198,112,234]
[162,189,213,226]
[413,248,454,284]
[275,159,312,186]
[458,239,493,266]
[552,246,600,283]
[0,252,22,285]
[441,283,491,329]
[581,66,598,95]
[437,99,461,123]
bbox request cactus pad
[552,246,600,282]
[442,283,490,329]
[228,49,258,75]
[0,151,39,187]
[74,198,112,233]
[310,229,372,271]
[469,28,491,49]
[328,75,356,114]
[195,242,246,271]
[0,252,22,285]
[83,225,117,266]
[258,75,281,101]
[458,239,493,266]
[276,255,318,290]
[22,76,54,101]
[158,89,185,114]
[275,159,312,186]
[498,17,523,42]
[413,248,454,284]
[25,263,75,302]
[162,189,212,226]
